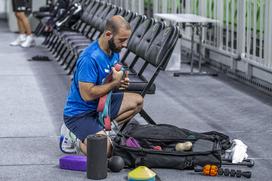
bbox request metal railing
[104,0,272,72]
[150,0,272,71]
[103,0,145,15]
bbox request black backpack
[112,122,231,170]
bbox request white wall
[0,0,7,19]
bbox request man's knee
[15,12,23,20]
[121,93,143,113]
[135,93,143,106]
[132,94,143,113]
[131,93,143,109]
[15,12,25,20]
[15,12,20,18]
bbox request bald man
[61,16,143,156]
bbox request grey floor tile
[0,137,61,165]
[0,76,59,137]
[231,132,272,159]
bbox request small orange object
[202,165,218,176]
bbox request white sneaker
[21,35,35,48]
[59,123,80,154]
[107,120,119,139]
[10,34,26,46]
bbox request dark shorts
[64,93,124,142]
[12,0,29,12]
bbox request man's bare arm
[79,67,124,101]
[79,81,119,101]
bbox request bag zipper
[122,133,198,142]
[114,143,221,157]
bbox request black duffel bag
[112,122,231,170]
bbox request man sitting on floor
[60,15,143,156]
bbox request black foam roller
[87,134,108,180]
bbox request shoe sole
[21,42,36,48]
[10,44,21,46]
[59,135,77,154]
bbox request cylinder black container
[87,134,107,180]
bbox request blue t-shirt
[64,40,119,117]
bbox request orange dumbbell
[195,165,252,179]
[194,164,219,176]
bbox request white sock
[27,34,33,38]
[19,34,26,41]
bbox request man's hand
[119,71,129,90]
[112,67,124,88]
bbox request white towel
[224,139,248,163]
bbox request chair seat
[127,74,156,94]
[54,31,78,39]
[59,31,81,38]
[70,43,89,51]
[68,37,90,46]
[33,12,52,19]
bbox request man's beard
[108,38,121,53]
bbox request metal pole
[253,0,257,58]
[199,0,206,16]
[185,0,191,13]
[139,0,144,15]
[230,0,235,51]
[124,0,128,10]
[162,0,167,13]
[207,0,213,44]
[190,25,195,73]
[198,25,203,72]
[216,0,224,48]
[246,0,252,57]
[237,0,245,55]
[230,0,236,70]
[153,0,159,14]
[268,0,272,68]
[260,0,264,60]
[226,0,229,50]
[172,0,177,13]
[264,0,269,66]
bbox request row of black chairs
[34,0,87,36]
[41,0,180,124]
